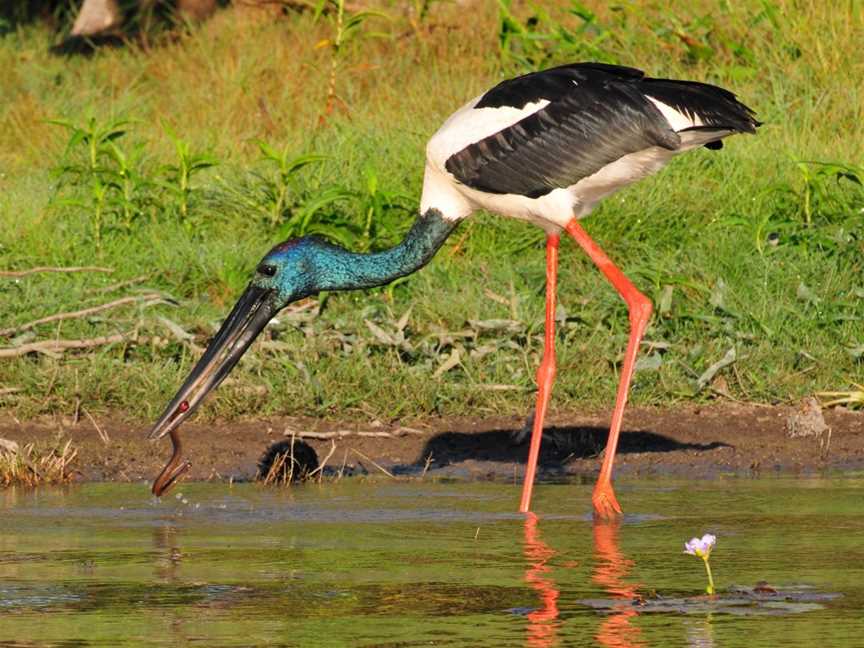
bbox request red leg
[564,219,652,519]
[519,234,560,513]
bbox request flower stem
[703,557,715,595]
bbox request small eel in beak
[151,403,192,497]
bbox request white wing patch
[426,96,551,171]
[646,96,704,132]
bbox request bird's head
[147,236,327,441]
[247,237,323,302]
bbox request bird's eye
[257,263,277,277]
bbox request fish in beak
[147,284,280,442]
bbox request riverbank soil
[2,403,862,488]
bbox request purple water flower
[684,533,716,559]
[684,533,717,594]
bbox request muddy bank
[2,403,863,487]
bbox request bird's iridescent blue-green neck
[252,208,459,304]
[147,209,459,446]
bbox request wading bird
[148,62,758,517]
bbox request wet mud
[2,403,863,486]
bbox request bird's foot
[592,482,623,519]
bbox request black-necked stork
[148,62,759,517]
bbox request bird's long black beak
[147,284,279,441]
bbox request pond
[1,476,862,646]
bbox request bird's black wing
[640,77,760,135]
[474,62,644,110]
[445,63,757,199]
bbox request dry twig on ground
[0,266,113,278]
[307,439,337,482]
[0,294,163,338]
[0,332,134,359]
[85,274,151,295]
[82,407,110,445]
[350,448,394,478]
[284,426,423,440]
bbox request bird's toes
[592,485,623,519]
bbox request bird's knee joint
[536,361,556,384]
[629,296,653,325]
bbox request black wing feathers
[447,78,679,199]
[446,63,758,199]
[475,62,644,109]
[640,78,759,133]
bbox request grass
[0,438,79,486]
[0,0,862,426]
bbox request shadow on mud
[395,426,731,478]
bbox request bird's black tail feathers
[640,77,761,134]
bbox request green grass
[0,0,862,423]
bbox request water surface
[1,477,862,646]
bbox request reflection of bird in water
[151,524,191,643]
[152,524,183,583]
[523,513,562,648]
[592,521,645,648]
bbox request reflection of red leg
[593,519,645,648]
[564,220,652,519]
[592,520,635,596]
[519,235,560,513]
[524,512,561,648]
